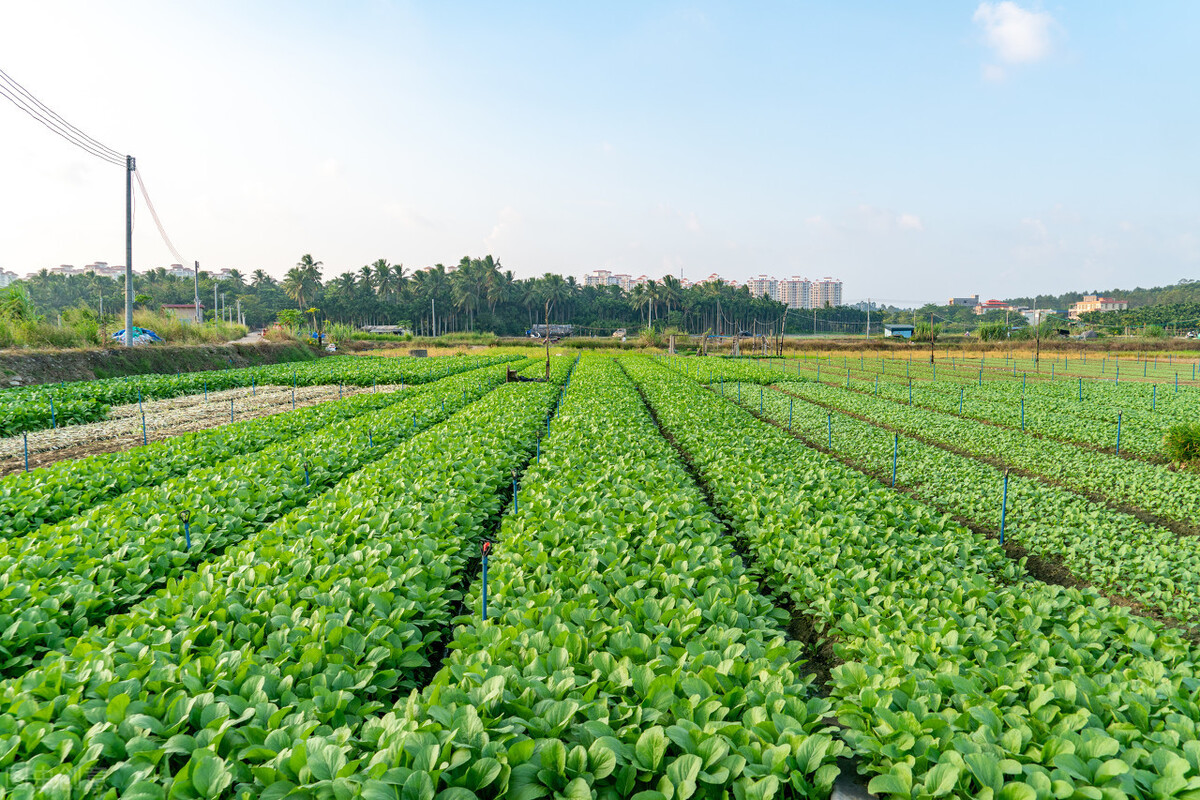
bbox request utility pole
[193,261,201,323]
[236,298,242,327]
[124,155,135,346]
[99,291,105,341]
[431,297,436,337]
[929,312,935,364]
[214,283,218,324]
[544,298,551,380]
[866,299,870,339]
[221,292,226,322]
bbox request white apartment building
[583,269,615,288]
[779,277,811,309]
[167,263,196,279]
[811,278,842,308]
[746,275,779,301]
[0,269,18,288]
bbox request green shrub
[1165,423,1200,463]
[1144,325,1166,338]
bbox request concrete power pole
[193,261,201,323]
[214,284,218,324]
[124,155,135,346]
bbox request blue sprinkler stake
[536,439,540,463]
[979,369,982,387]
[1021,396,1025,431]
[292,385,295,410]
[481,540,491,622]
[204,382,207,401]
[827,412,832,448]
[142,412,147,446]
[138,389,142,413]
[738,381,741,402]
[959,386,964,414]
[908,381,912,405]
[369,430,374,447]
[23,433,29,472]
[180,510,191,551]
[1079,377,1083,401]
[891,433,898,487]
[253,378,257,397]
[760,385,763,413]
[512,469,519,514]
[788,398,793,430]
[1116,411,1122,454]
[999,471,1009,545]
[230,399,234,423]
[875,376,879,396]
[1153,384,1157,410]
[303,461,310,487]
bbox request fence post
[891,433,898,487]
[481,540,491,622]
[999,471,1009,545]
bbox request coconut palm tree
[371,259,393,298]
[281,267,308,309]
[226,269,245,288]
[357,265,375,292]
[250,269,273,288]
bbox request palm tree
[281,267,308,309]
[539,273,572,323]
[226,269,245,288]
[250,269,273,288]
[357,265,375,291]
[390,262,408,298]
[297,254,323,288]
[660,275,683,317]
[371,259,393,297]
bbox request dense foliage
[625,354,1200,800]
[0,353,519,436]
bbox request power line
[134,169,185,265]
[0,70,124,166]
[0,68,123,160]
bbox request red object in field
[482,540,492,556]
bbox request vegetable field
[2,349,1200,799]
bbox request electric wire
[0,68,123,160]
[0,83,125,166]
[134,169,185,265]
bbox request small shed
[884,324,915,339]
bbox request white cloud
[484,206,521,249]
[897,213,924,231]
[973,2,1054,64]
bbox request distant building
[779,277,811,309]
[948,295,980,307]
[166,264,196,279]
[974,299,1012,315]
[884,324,915,339]
[1069,295,1127,320]
[161,303,205,323]
[583,269,616,288]
[1022,308,1062,325]
[811,278,842,308]
[746,275,778,301]
[0,269,18,288]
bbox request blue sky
[1,1,1197,305]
